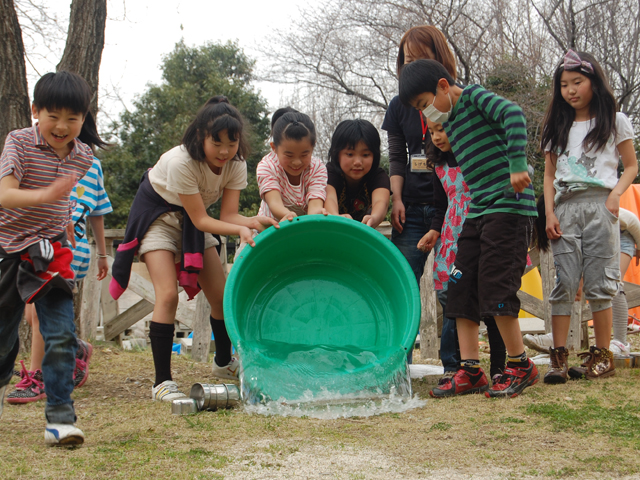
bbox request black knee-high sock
[149,322,175,387]
[484,317,506,378]
[210,316,231,366]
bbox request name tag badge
[410,154,431,173]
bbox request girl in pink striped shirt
[257,112,328,221]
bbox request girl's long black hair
[328,119,381,176]
[32,71,108,149]
[540,51,617,158]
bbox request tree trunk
[0,0,31,151]
[56,0,107,116]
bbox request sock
[149,322,175,387]
[612,289,628,343]
[507,351,528,368]
[460,358,481,374]
[210,316,232,367]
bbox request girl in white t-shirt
[541,50,638,383]
[256,112,328,221]
[135,96,277,401]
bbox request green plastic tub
[223,215,420,404]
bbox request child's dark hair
[271,107,298,132]
[425,132,452,169]
[272,112,316,147]
[33,71,107,149]
[328,119,381,174]
[540,51,617,157]
[182,95,249,162]
[531,194,550,252]
[399,59,455,106]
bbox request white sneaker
[523,333,554,353]
[212,357,239,380]
[151,380,187,402]
[610,340,631,356]
[0,384,6,418]
[44,423,84,446]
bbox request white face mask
[422,92,452,124]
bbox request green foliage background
[100,40,269,228]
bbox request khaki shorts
[139,211,219,263]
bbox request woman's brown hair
[396,25,457,80]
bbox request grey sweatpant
[549,188,620,316]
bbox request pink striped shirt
[256,151,327,220]
[0,125,94,253]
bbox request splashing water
[238,341,425,418]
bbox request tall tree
[0,0,107,148]
[101,41,270,228]
[0,0,32,150]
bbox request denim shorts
[620,230,635,258]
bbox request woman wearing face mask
[381,25,456,363]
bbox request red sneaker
[429,368,489,398]
[485,359,539,398]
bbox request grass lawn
[2,339,640,479]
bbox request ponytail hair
[540,51,617,156]
[182,95,249,162]
[271,112,316,147]
[32,71,108,149]
[270,107,299,133]
[328,119,381,174]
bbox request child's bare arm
[264,190,296,221]
[362,187,390,228]
[606,139,638,217]
[179,192,255,246]
[543,152,562,239]
[307,198,327,216]
[324,185,340,216]
[0,174,76,208]
[88,215,109,280]
[219,188,278,232]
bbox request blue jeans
[0,291,77,424]
[437,289,460,372]
[392,203,437,363]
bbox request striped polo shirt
[257,151,328,220]
[70,156,112,280]
[0,125,94,253]
[444,85,537,218]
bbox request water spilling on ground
[237,341,426,418]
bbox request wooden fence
[79,225,640,362]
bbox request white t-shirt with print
[256,151,327,220]
[547,112,634,203]
[148,145,248,208]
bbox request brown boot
[544,347,569,384]
[568,346,615,379]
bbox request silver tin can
[171,398,198,415]
[190,383,241,411]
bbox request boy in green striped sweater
[399,59,539,399]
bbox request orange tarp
[620,184,640,317]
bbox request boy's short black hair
[399,59,455,106]
[33,71,91,115]
[328,119,381,174]
[272,112,316,147]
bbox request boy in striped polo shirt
[0,71,106,445]
[399,59,539,399]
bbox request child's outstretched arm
[307,198,328,216]
[179,192,255,246]
[0,174,77,209]
[324,185,345,217]
[263,190,297,222]
[606,139,638,218]
[361,187,390,228]
[219,188,278,232]
[543,152,562,239]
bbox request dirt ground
[2,341,640,479]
